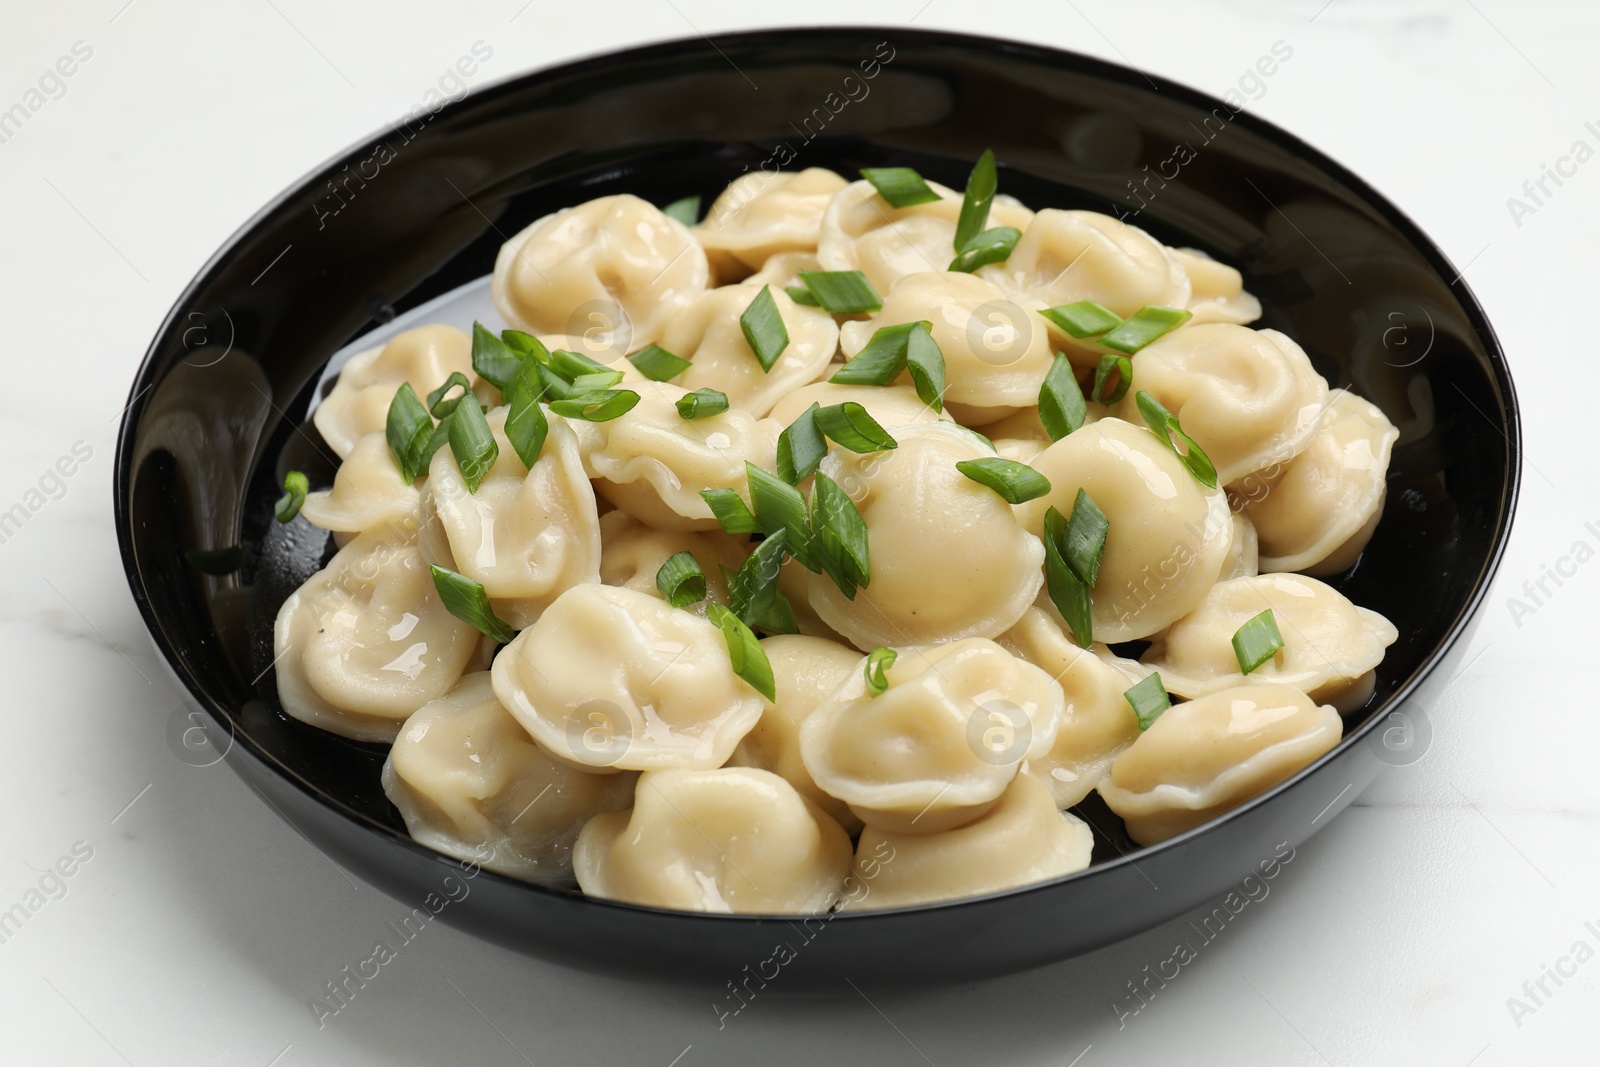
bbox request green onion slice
[701,488,759,534]
[549,347,615,381]
[1232,609,1285,675]
[954,457,1051,504]
[1092,354,1133,405]
[785,284,819,307]
[829,320,924,387]
[1042,506,1093,647]
[185,543,252,576]
[500,329,550,363]
[1099,305,1192,354]
[815,402,897,454]
[627,344,692,382]
[794,270,883,315]
[904,321,946,412]
[1135,390,1218,489]
[1038,353,1088,441]
[471,321,523,391]
[948,226,1021,273]
[864,646,897,697]
[747,462,815,570]
[676,388,729,420]
[663,195,701,226]
[274,470,308,523]
[706,602,776,701]
[754,588,801,636]
[447,388,499,492]
[776,403,827,484]
[727,531,788,627]
[570,371,624,391]
[655,551,707,609]
[860,166,941,208]
[503,382,549,469]
[1040,301,1122,339]
[1124,672,1171,731]
[425,372,475,418]
[812,472,870,598]
[954,148,997,251]
[1062,488,1109,587]
[421,418,452,467]
[385,382,435,482]
[739,285,789,372]
[430,564,517,645]
[548,389,641,422]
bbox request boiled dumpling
[1244,390,1397,575]
[491,194,710,350]
[1220,510,1260,581]
[1098,684,1342,845]
[1018,418,1232,642]
[312,324,474,458]
[767,373,950,434]
[841,774,1093,910]
[802,422,1045,650]
[596,510,748,618]
[1170,247,1261,326]
[1142,573,1398,713]
[490,584,765,771]
[273,527,482,743]
[382,673,636,882]
[799,638,1064,833]
[743,250,822,291]
[695,168,849,276]
[573,767,852,913]
[658,284,838,418]
[299,431,421,535]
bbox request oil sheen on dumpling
[799,639,1064,833]
[1142,574,1398,713]
[727,634,864,830]
[1110,324,1329,486]
[382,673,636,883]
[312,324,474,458]
[841,774,1093,910]
[838,272,1055,423]
[1098,684,1342,845]
[491,194,710,351]
[802,422,1045,650]
[1244,390,1397,575]
[299,431,421,535]
[658,284,838,418]
[596,509,749,618]
[427,406,601,629]
[1018,418,1231,642]
[1220,511,1261,581]
[1170,247,1262,326]
[573,767,852,913]
[569,379,780,531]
[695,168,848,275]
[490,584,765,771]
[768,373,950,434]
[273,527,481,743]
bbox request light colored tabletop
[2,1,1593,1064]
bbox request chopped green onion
[776,403,827,484]
[706,602,776,701]
[1099,305,1192,354]
[571,371,625,391]
[447,388,498,492]
[746,462,815,570]
[954,148,997,252]
[627,344,691,382]
[1042,506,1092,647]
[794,270,883,315]
[425,372,475,418]
[948,226,1021,273]
[1124,672,1171,731]
[753,588,801,636]
[274,470,308,523]
[676,388,729,420]
[549,347,614,381]
[860,166,941,208]
[185,542,251,575]
[1135,390,1218,488]
[785,284,819,307]
[385,382,435,482]
[701,488,759,534]
[1040,301,1122,339]
[503,381,548,468]
[430,564,517,644]
[1092,354,1133,405]
[500,329,550,363]
[1061,488,1109,587]
[663,195,700,226]
[1232,609,1285,675]
[655,551,707,609]
[421,418,452,467]
[815,402,897,454]
[864,646,897,697]
[904,321,946,412]
[471,321,523,391]
[727,531,788,627]
[812,472,870,598]
[1038,353,1088,441]
[954,457,1051,504]
[548,389,641,422]
[829,321,925,387]
[739,285,789,372]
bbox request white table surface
[2,1,1595,1063]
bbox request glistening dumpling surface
[312,324,474,458]
[767,374,951,434]
[1170,247,1262,326]
[298,431,421,535]
[694,167,848,274]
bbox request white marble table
[2,1,1593,1063]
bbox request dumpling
[491,194,710,350]
[426,406,601,629]
[490,584,765,771]
[817,178,1033,294]
[1098,684,1342,845]
[743,250,821,291]
[802,422,1045,650]
[1018,418,1232,642]
[767,372,950,434]
[841,774,1093,910]
[568,379,780,531]
[312,324,474,459]
[382,673,636,882]
[1109,324,1329,486]
[695,168,849,276]
[1141,574,1399,713]
[996,608,1145,809]
[573,767,852,913]
[1220,510,1260,581]
[273,527,482,743]
[596,510,748,619]
[799,638,1064,833]
[658,284,838,418]
[1244,390,1398,575]
[1170,247,1262,326]
[838,272,1055,424]
[727,634,864,830]
[299,431,421,535]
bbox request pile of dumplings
[273,159,1399,915]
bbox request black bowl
[114,27,1519,984]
